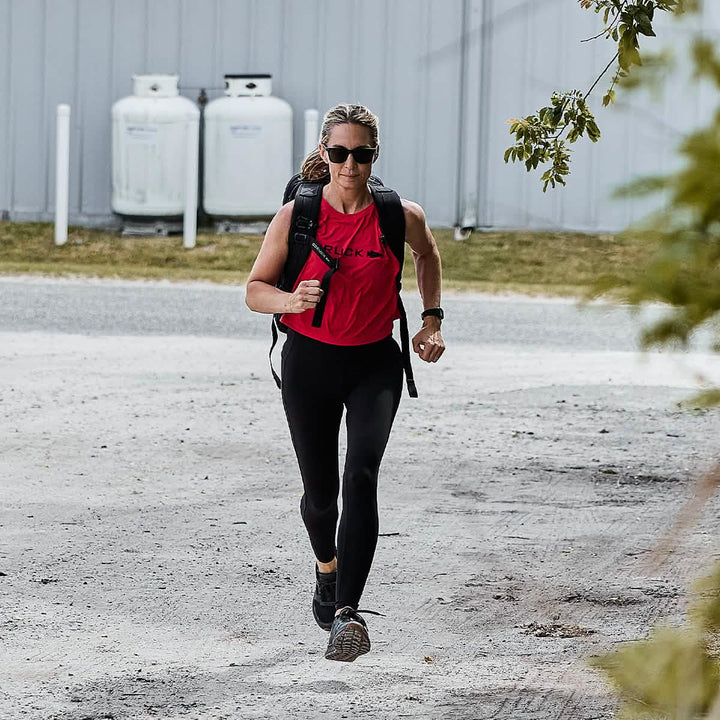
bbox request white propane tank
[203,74,293,217]
[112,74,199,217]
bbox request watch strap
[421,307,444,321]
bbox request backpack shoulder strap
[369,185,405,282]
[285,182,339,329]
[369,185,418,398]
[277,181,324,292]
[269,181,324,389]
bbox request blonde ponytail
[300,148,331,181]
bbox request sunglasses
[323,145,377,164]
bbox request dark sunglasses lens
[326,147,350,163]
[325,146,375,164]
[351,147,375,164]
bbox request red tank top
[281,197,401,345]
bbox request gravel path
[1,278,718,719]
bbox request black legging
[281,329,403,610]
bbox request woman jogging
[246,103,444,662]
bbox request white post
[54,104,71,247]
[183,113,199,249]
[304,109,319,156]
[455,0,488,239]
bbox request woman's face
[320,123,377,192]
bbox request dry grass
[0,222,657,295]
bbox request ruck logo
[321,244,384,259]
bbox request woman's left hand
[412,323,445,363]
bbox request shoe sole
[324,621,371,662]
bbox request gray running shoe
[324,606,371,662]
[313,567,336,631]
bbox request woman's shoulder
[272,199,295,226]
[400,198,427,227]
[264,199,295,242]
[278,198,295,218]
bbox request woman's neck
[322,182,373,214]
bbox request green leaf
[619,30,642,70]
[682,388,720,408]
[690,560,720,626]
[587,121,601,142]
[592,627,720,719]
[636,16,656,36]
[602,89,616,106]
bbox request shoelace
[338,606,386,619]
[356,609,385,617]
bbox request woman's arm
[402,199,445,364]
[245,201,324,315]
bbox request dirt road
[1,281,719,719]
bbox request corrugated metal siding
[0,0,715,231]
[10,0,46,217]
[0,0,10,219]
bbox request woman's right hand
[285,279,324,314]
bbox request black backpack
[269,173,417,398]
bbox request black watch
[421,307,444,321]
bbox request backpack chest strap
[309,241,339,328]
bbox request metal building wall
[0,0,715,232]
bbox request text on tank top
[281,197,401,345]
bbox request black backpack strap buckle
[295,216,315,232]
[292,231,312,247]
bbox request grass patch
[0,222,657,295]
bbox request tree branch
[584,51,620,101]
[581,9,623,43]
